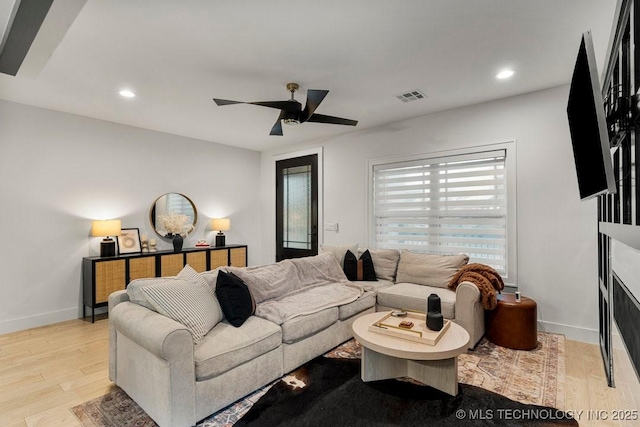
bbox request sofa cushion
[227,260,300,304]
[201,267,227,291]
[141,279,223,344]
[289,253,349,287]
[343,250,377,281]
[338,291,376,320]
[360,248,400,281]
[376,283,456,319]
[395,251,469,288]
[281,307,339,343]
[320,244,358,268]
[194,316,282,380]
[255,281,362,325]
[216,271,256,327]
[364,279,395,292]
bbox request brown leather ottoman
[485,293,537,350]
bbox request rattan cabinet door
[95,260,126,304]
[160,253,184,276]
[230,247,247,267]
[129,257,156,281]
[186,251,207,272]
[209,249,228,269]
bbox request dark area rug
[235,357,577,427]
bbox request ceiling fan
[213,83,358,136]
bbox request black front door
[275,154,318,261]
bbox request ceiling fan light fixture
[212,82,357,135]
[282,108,300,125]
[283,118,300,125]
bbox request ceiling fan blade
[213,98,243,106]
[301,89,329,122]
[249,101,300,113]
[306,113,358,126]
[213,99,300,113]
[270,111,285,136]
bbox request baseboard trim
[538,320,599,344]
[0,307,79,335]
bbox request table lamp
[211,218,230,247]
[92,219,122,257]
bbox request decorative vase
[427,311,444,331]
[427,293,443,331]
[171,234,183,252]
[427,293,441,313]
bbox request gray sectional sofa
[108,248,486,427]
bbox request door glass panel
[283,165,311,250]
[276,153,318,261]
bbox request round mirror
[150,193,197,237]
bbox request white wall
[0,85,605,342]
[260,85,600,342]
[0,99,262,334]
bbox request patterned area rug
[71,332,565,427]
[459,332,565,410]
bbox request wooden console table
[82,245,247,322]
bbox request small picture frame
[117,228,142,254]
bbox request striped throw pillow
[127,277,186,312]
[142,280,221,344]
[178,264,224,323]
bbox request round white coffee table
[352,311,470,396]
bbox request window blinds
[373,150,507,274]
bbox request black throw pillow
[343,250,378,281]
[215,271,255,327]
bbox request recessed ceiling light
[119,89,136,98]
[496,69,515,80]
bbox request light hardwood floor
[0,318,638,427]
[565,339,640,426]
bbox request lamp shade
[211,218,230,231]
[92,219,122,237]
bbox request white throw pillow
[320,244,358,268]
[359,248,400,281]
[200,267,224,290]
[395,251,469,288]
[141,280,221,344]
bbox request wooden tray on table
[368,310,450,346]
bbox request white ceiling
[0,0,618,151]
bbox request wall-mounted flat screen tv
[566,30,616,201]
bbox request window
[371,146,515,280]
[165,193,194,221]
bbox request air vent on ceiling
[395,89,426,103]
